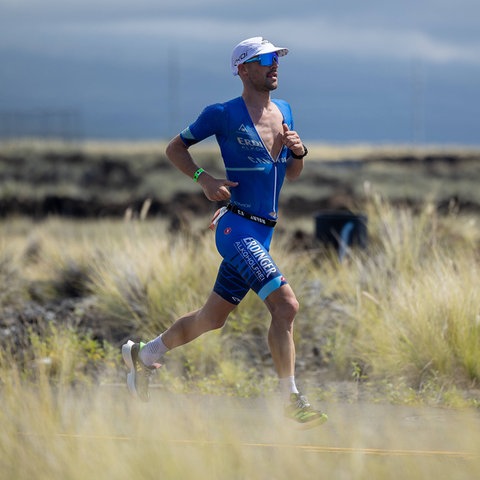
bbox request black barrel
[315,211,368,259]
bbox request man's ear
[237,63,248,77]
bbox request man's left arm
[282,123,307,180]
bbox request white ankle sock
[139,334,169,366]
[280,376,299,403]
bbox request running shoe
[285,393,328,427]
[122,340,160,402]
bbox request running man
[122,36,327,426]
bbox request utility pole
[167,46,180,139]
[411,59,426,145]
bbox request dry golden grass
[1,185,480,478]
[1,190,479,403]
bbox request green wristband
[193,168,205,182]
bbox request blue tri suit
[180,96,295,305]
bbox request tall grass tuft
[324,192,480,398]
[90,223,220,337]
[353,253,480,388]
[1,191,479,403]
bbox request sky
[1,0,479,145]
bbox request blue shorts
[213,211,287,305]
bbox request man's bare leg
[139,292,237,366]
[264,284,328,425]
[161,291,237,349]
[264,284,298,379]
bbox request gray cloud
[1,0,479,143]
[2,0,479,66]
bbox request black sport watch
[291,144,308,159]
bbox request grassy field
[1,191,479,402]
[1,140,480,478]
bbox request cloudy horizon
[1,0,479,144]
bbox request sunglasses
[243,52,279,67]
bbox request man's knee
[198,291,237,331]
[209,315,228,330]
[267,292,299,323]
[197,309,228,331]
[280,297,299,320]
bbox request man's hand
[198,174,238,202]
[282,123,305,157]
[164,136,238,202]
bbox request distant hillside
[1,140,479,219]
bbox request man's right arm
[165,135,238,202]
[165,134,202,179]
